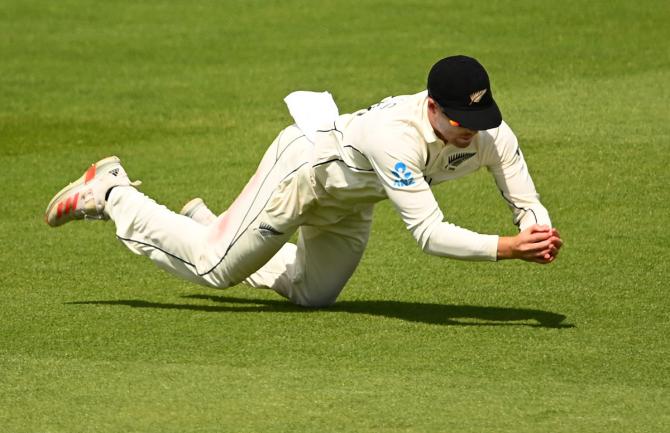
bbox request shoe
[45,156,141,227]
[180,197,217,225]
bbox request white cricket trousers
[106,126,373,307]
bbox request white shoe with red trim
[179,197,217,225]
[45,156,141,227]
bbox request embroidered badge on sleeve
[391,162,416,187]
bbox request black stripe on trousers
[116,132,308,278]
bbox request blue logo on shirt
[391,162,415,187]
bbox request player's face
[427,99,478,148]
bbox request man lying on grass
[46,55,563,307]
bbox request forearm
[423,223,561,264]
[510,200,552,231]
[423,221,499,261]
[485,126,552,231]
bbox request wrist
[497,236,515,260]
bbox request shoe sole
[45,156,121,226]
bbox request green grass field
[1,0,669,431]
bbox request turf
[1,0,669,432]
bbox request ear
[427,97,439,114]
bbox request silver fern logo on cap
[469,89,487,105]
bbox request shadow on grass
[67,294,574,329]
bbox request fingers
[537,236,562,263]
[532,227,563,256]
[533,248,556,264]
[550,238,562,258]
[548,228,563,257]
[525,230,553,243]
[521,237,553,253]
[529,224,551,233]
[513,226,563,264]
[529,254,553,264]
[521,239,559,263]
[551,236,563,248]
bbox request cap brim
[443,101,502,131]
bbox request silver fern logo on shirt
[469,89,487,105]
[446,152,476,170]
[257,221,284,237]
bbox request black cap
[427,55,502,130]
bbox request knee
[295,297,337,309]
[197,271,233,290]
[289,284,341,308]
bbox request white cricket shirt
[307,90,551,261]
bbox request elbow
[406,215,443,255]
[420,238,434,255]
[417,229,438,255]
